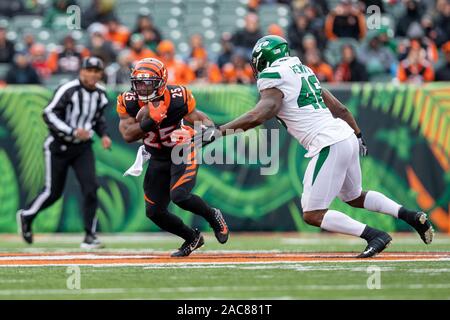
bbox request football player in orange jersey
[116,58,229,257]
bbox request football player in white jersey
[196,35,434,258]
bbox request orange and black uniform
[117,85,216,241]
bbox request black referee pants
[21,136,99,234]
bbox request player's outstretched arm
[219,88,283,135]
[118,114,146,143]
[322,88,368,156]
[184,109,215,127]
[322,88,361,134]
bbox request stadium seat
[45,74,72,89]
[12,15,43,31]
[0,16,9,28]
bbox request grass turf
[0,232,449,299]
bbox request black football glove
[193,125,222,148]
[356,132,368,157]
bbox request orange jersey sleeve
[116,93,128,116]
[184,87,196,114]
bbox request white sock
[363,191,401,218]
[320,210,366,237]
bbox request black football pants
[21,136,99,234]
[143,155,216,241]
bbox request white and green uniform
[257,56,362,211]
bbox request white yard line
[1,258,450,268]
[1,283,450,296]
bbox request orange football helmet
[130,58,168,102]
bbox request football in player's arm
[118,91,214,144]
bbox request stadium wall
[0,83,448,233]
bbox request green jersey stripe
[259,72,281,79]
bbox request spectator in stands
[23,33,36,53]
[22,0,46,15]
[222,53,254,84]
[43,0,77,28]
[190,56,222,84]
[189,34,208,62]
[132,14,162,50]
[358,31,396,77]
[188,35,221,84]
[106,49,133,85]
[104,16,130,50]
[398,22,439,63]
[141,27,161,53]
[377,26,397,56]
[231,12,263,60]
[267,24,285,38]
[29,43,52,79]
[303,3,327,49]
[421,15,447,48]
[6,52,41,84]
[325,0,366,40]
[435,41,450,81]
[86,26,117,66]
[0,0,27,17]
[0,26,15,63]
[133,14,161,37]
[335,43,369,82]
[397,40,434,84]
[395,0,423,37]
[304,50,334,82]
[291,0,329,17]
[217,32,234,69]
[288,13,311,54]
[300,34,319,60]
[127,33,157,64]
[47,35,83,74]
[82,0,116,28]
[157,40,195,85]
[434,0,450,48]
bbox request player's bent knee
[170,188,191,205]
[145,203,165,219]
[303,210,327,227]
[345,191,367,208]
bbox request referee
[17,56,112,249]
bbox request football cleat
[409,212,434,245]
[171,229,204,257]
[211,208,229,244]
[80,233,105,249]
[357,231,392,258]
[16,210,33,244]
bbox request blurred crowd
[0,0,449,87]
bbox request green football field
[0,232,449,300]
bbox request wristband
[139,118,157,132]
[355,132,362,138]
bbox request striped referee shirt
[43,78,109,144]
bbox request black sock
[176,195,216,226]
[398,207,418,225]
[360,225,382,242]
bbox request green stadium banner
[0,83,448,233]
